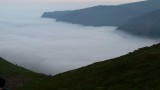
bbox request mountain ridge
[42,0,160,26]
[118,9,160,38]
[32,43,160,90]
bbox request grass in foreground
[0,58,47,90]
[1,43,160,90]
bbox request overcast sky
[0,0,145,5]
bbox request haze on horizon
[0,0,145,4]
[0,0,146,17]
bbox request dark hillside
[42,0,160,26]
[33,43,160,90]
[118,9,160,38]
[0,57,47,90]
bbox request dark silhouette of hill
[118,9,160,38]
[1,43,160,90]
[0,57,47,90]
[42,0,160,26]
[31,43,160,90]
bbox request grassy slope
[0,58,47,90]
[34,43,160,90]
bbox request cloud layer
[0,3,157,75]
[0,16,157,75]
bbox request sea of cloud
[0,3,158,75]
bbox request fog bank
[0,3,158,75]
[0,16,158,75]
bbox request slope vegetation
[0,58,47,90]
[33,43,160,90]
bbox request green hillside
[0,57,47,90]
[1,43,160,90]
[33,43,160,90]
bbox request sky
[0,0,146,15]
[0,0,145,5]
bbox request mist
[0,3,158,75]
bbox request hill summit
[42,0,160,26]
